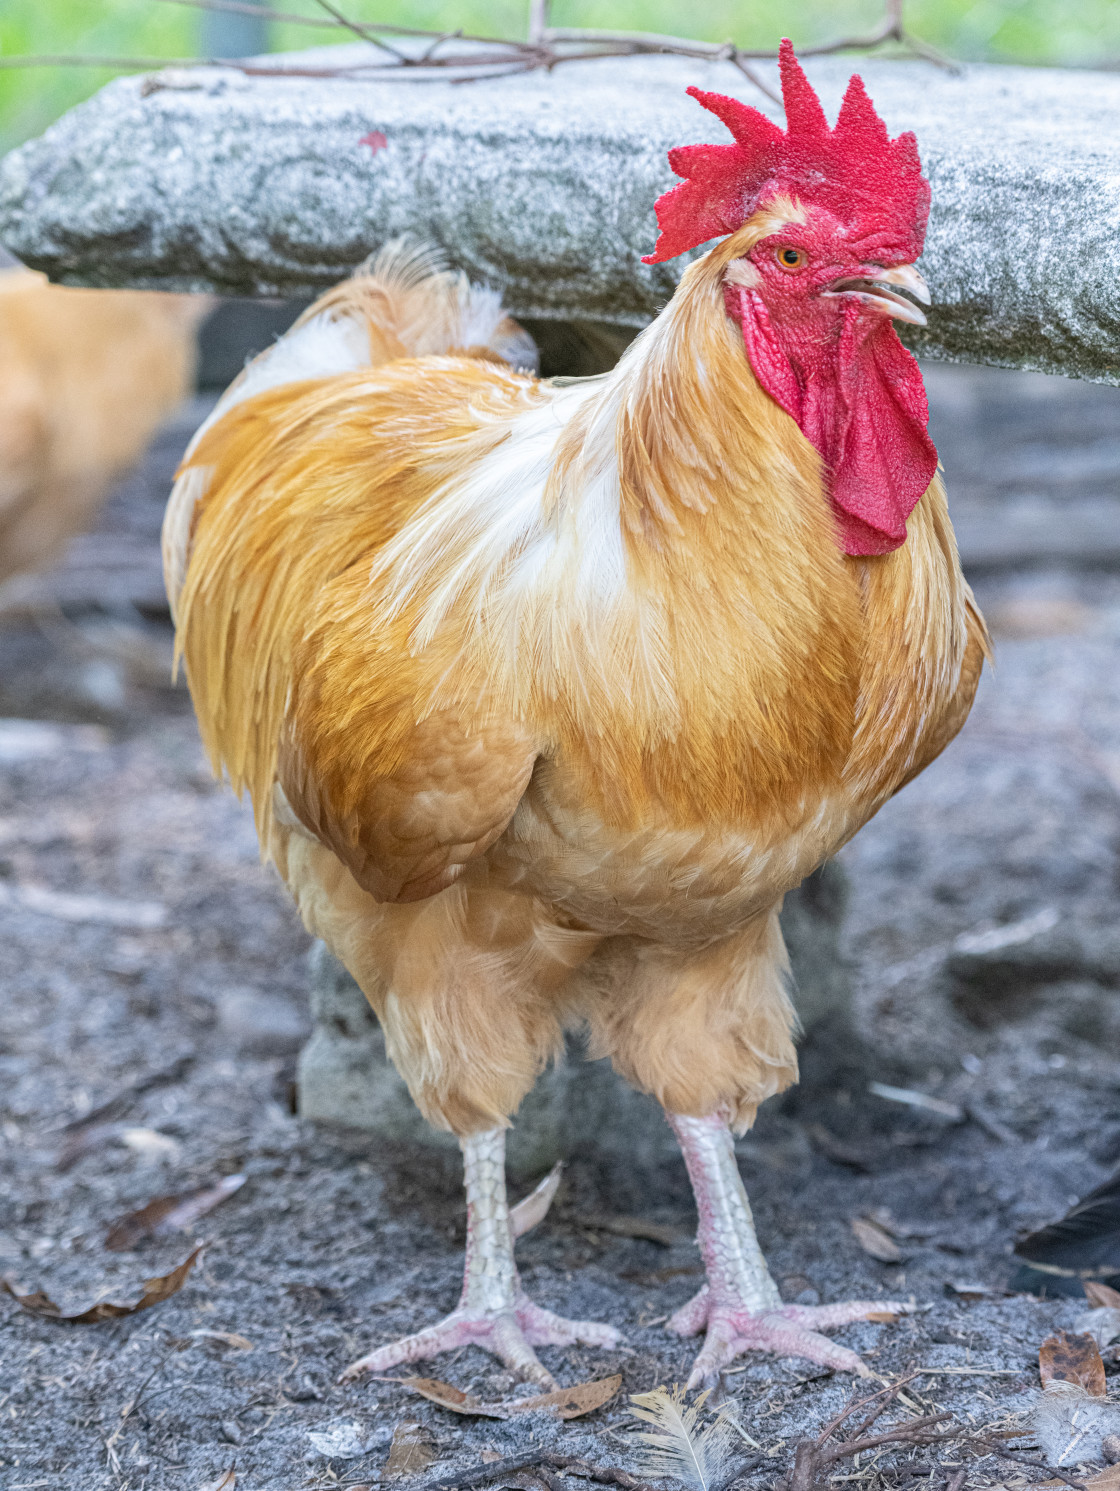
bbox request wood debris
[868,1082,964,1121]
[190,1328,254,1350]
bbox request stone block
[2,49,1120,381]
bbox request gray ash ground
[3,364,1120,1488]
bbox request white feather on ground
[631,1385,740,1491]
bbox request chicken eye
[776,246,807,272]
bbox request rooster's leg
[666,1111,913,1388]
[340,1127,620,1387]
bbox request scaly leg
[666,1111,913,1388]
[340,1127,620,1387]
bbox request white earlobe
[723,258,762,290]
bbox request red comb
[643,40,929,265]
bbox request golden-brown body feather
[168,237,987,1136]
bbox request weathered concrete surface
[297,864,851,1180]
[1,48,1120,380]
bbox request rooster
[165,43,989,1390]
[0,265,207,589]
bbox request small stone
[1103,1435,1120,1464]
[219,1420,243,1445]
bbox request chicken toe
[341,1294,619,1387]
[666,1111,914,1385]
[668,1287,914,1388]
[341,1127,619,1387]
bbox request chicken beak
[878,263,932,306]
[821,263,931,327]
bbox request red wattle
[729,286,937,557]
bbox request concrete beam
[2,47,1118,380]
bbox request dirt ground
[2,364,1120,1490]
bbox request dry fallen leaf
[509,1163,563,1239]
[946,1281,1001,1301]
[56,1121,121,1171]
[850,1216,903,1264]
[1074,1308,1120,1351]
[306,1420,385,1458]
[105,1174,246,1250]
[513,1375,622,1418]
[402,1378,509,1419]
[805,1123,873,1171]
[384,1420,436,1478]
[191,1329,253,1351]
[1086,1283,1120,1310]
[1040,1330,1107,1397]
[865,1309,903,1323]
[197,1469,236,1491]
[404,1373,622,1421]
[1,1244,204,1323]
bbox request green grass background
[2,1,1118,155]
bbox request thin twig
[307,0,405,60]
[967,1436,1088,1491]
[61,1053,194,1134]
[424,1453,659,1491]
[425,1454,545,1491]
[419,29,463,64]
[815,1372,922,1445]
[545,1453,660,1491]
[9,0,957,101]
[527,0,550,47]
[821,1415,959,1465]
[157,0,500,43]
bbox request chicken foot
[340,1127,620,1387]
[666,1111,913,1389]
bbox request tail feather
[289,237,537,374]
[164,240,537,613]
[187,237,536,453]
[304,238,536,369]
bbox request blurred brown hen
[0,264,207,588]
